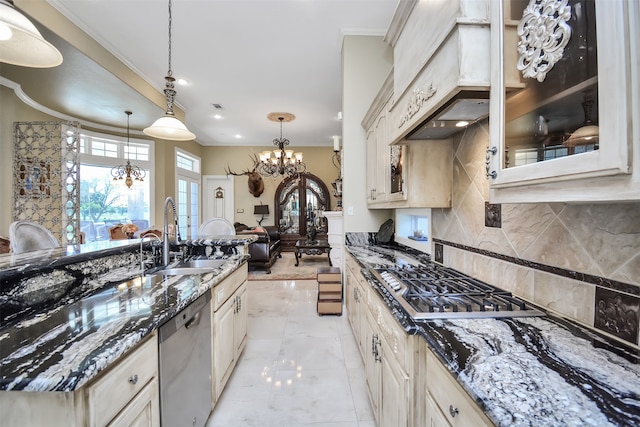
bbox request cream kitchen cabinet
[487,0,640,203]
[345,256,366,357]
[363,291,414,427]
[363,71,408,208]
[363,71,452,209]
[0,333,160,427]
[86,333,159,427]
[425,347,493,427]
[212,264,248,402]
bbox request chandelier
[143,0,195,141]
[112,111,146,188]
[256,112,306,178]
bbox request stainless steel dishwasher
[159,290,212,427]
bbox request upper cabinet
[362,71,452,209]
[487,0,640,202]
[363,72,408,207]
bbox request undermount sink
[151,259,228,276]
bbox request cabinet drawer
[87,334,158,427]
[212,264,248,311]
[426,349,492,427]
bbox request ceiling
[3,0,398,147]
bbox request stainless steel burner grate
[371,265,544,319]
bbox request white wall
[341,35,394,232]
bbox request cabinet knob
[448,404,459,418]
[129,374,138,385]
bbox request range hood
[406,91,489,140]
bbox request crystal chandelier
[112,111,146,188]
[143,0,195,141]
[256,113,306,178]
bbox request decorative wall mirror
[274,173,330,250]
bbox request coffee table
[294,239,332,267]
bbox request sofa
[236,224,282,273]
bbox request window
[79,131,154,242]
[176,149,201,240]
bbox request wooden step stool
[316,266,342,315]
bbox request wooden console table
[294,239,332,267]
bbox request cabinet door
[107,378,160,427]
[234,284,248,356]
[380,343,410,427]
[213,296,236,400]
[345,268,361,351]
[366,127,378,204]
[373,112,390,203]
[488,0,639,202]
[426,393,451,427]
[363,309,381,423]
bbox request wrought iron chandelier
[256,113,306,178]
[112,111,146,188]
[143,0,195,141]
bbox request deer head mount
[225,155,265,197]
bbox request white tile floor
[206,279,376,427]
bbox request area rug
[247,252,330,281]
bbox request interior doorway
[203,175,234,226]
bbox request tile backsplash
[430,120,640,348]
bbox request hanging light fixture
[0,0,62,68]
[112,111,146,188]
[143,0,195,141]
[565,91,599,147]
[256,112,306,178]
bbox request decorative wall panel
[12,121,81,246]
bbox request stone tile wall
[431,120,640,347]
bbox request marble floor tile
[207,279,374,427]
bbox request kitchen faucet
[163,197,182,266]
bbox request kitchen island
[345,235,640,427]
[0,236,256,426]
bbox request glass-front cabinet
[487,0,639,202]
[275,173,331,251]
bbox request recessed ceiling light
[456,121,469,127]
[213,114,223,120]
[235,134,242,139]
[176,78,189,86]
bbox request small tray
[408,236,428,241]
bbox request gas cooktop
[370,264,545,320]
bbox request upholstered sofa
[236,224,282,273]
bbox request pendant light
[0,0,62,68]
[143,0,195,141]
[565,91,599,147]
[112,111,146,188]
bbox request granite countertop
[346,244,640,427]
[0,238,252,393]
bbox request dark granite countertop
[0,238,253,393]
[346,243,640,427]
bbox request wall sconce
[254,204,269,226]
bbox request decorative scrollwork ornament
[517,0,572,82]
